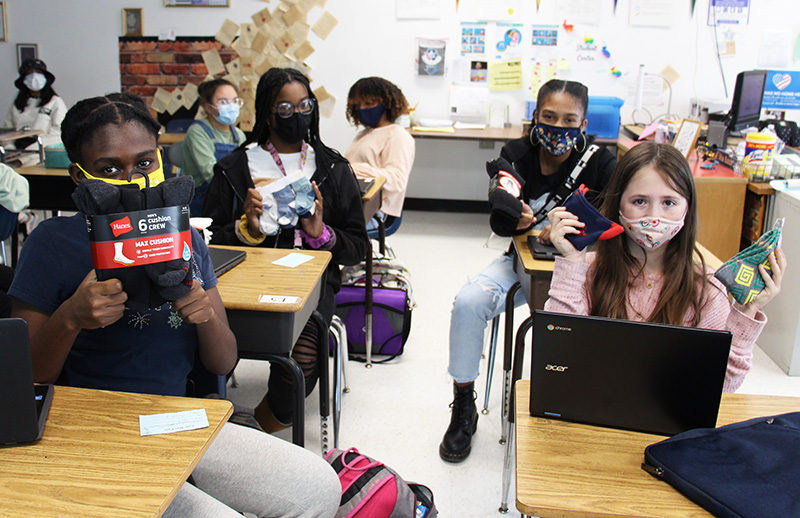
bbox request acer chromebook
[0,318,54,445]
[208,247,247,278]
[530,311,732,436]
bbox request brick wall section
[119,37,238,118]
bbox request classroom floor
[225,209,800,518]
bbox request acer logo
[545,364,568,372]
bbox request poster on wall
[460,22,487,56]
[707,0,750,26]
[418,39,446,76]
[470,61,488,83]
[493,23,524,59]
[762,71,800,110]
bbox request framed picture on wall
[16,44,38,68]
[0,2,7,42]
[672,119,703,159]
[164,0,230,6]
[123,8,143,37]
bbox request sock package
[563,184,624,251]
[72,176,196,310]
[487,158,526,231]
[256,171,316,235]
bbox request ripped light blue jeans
[448,253,527,383]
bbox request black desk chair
[0,205,19,266]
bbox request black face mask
[272,112,312,144]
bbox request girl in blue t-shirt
[9,93,340,518]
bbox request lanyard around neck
[265,140,308,177]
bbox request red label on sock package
[86,206,191,269]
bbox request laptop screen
[529,311,732,436]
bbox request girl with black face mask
[204,68,368,433]
[344,77,415,227]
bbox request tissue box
[45,144,70,169]
[526,96,624,139]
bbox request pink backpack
[325,448,437,518]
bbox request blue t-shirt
[9,214,218,396]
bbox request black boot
[439,382,478,463]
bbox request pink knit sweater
[544,253,767,392]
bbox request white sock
[114,241,135,265]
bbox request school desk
[0,385,232,518]
[408,125,620,148]
[0,128,44,164]
[617,134,748,261]
[158,132,186,145]
[359,176,386,367]
[514,379,800,518]
[211,245,332,450]
[16,164,76,212]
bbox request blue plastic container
[525,96,624,139]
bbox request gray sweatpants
[163,422,340,518]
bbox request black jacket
[490,134,617,236]
[203,144,368,322]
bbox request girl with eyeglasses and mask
[4,59,67,166]
[440,79,617,463]
[182,78,246,214]
[344,77,415,228]
[204,68,368,433]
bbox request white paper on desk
[139,409,209,436]
[272,252,313,268]
[258,294,302,304]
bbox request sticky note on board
[239,55,255,76]
[660,64,680,91]
[252,7,274,26]
[530,62,543,98]
[215,19,240,47]
[312,11,338,40]
[274,32,295,52]
[294,41,315,62]
[251,30,271,54]
[488,60,523,91]
[255,58,274,76]
[151,88,171,113]
[313,85,332,103]
[232,37,254,58]
[201,49,226,76]
[181,82,199,108]
[545,61,557,81]
[226,57,242,77]
[557,59,569,70]
[289,21,310,42]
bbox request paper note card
[139,409,209,436]
[488,60,523,91]
[215,19,240,47]
[252,7,274,26]
[202,49,226,76]
[258,294,302,304]
[272,252,314,268]
[151,88,171,113]
[311,11,338,40]
[294,41,315,62]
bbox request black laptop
[529,310,732,436]
[0,318,54,445]
[208,247,247,277]
[357,178,374,196]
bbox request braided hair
[61,93,161,165]
[346,77,409,126]
[249,67,346,172]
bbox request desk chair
[165,118,195,134]
[329,315,350,450]
[167,141,184,177]
[0,206,19,266]
[186,359,228,399]
[367,213,402,256]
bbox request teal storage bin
[525,96,624,139]
[45,144,70,169]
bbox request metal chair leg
[482,315,500,415]
[311,312,330,457]
[499,425,515,514]
[500,282,521,444]
[330,315,349,450]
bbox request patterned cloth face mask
[619,212,685,250]
[534,122,581,156]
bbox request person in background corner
[345,77,415,230]
[440,79,617,463]
[0,162,29,318]
[204,67,368,433]
[181,79,246,215]
[4,59,67,167]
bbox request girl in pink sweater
[546,142,786,392]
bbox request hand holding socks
[487,158,525,231]
[563,184,624,251]
[714,218,783,304]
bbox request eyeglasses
[274,98,315,119]
[215,98,244,107]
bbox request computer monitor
[726,70,767,134]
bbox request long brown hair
[588,142,707,326]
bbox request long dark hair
[250,67,346,173]
[589,142,707,326]
[534,79,589,121]
[61,93,160,165]
[14,80,58,112]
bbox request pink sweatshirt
[544,253,766,392]
[345,124,415,218]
